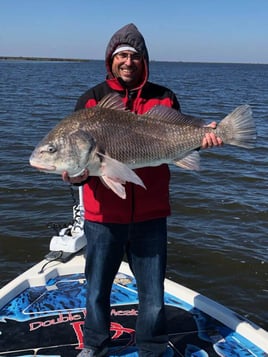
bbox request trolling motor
[44,187,87,264]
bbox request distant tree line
[0,56,90,62]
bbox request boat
[1,188,267,356]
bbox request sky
[1,0,268,64]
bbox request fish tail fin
[216,105,256,148]
[97,152,146,199]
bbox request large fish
[30,93,256,199]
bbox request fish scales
[74,106,209,167]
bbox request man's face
[111,51,144,88]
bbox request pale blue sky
[1,0,267,63]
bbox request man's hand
[62,169,90,184]
[201,122,223,149]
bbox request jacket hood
[105,23,149,85]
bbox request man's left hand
[201,122,223,149]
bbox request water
[0,60,267,331]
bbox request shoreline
[0,56,266,65]
[0,56,90,62]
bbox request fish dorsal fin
[145,106,205,127]
[98,93,126,111]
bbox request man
[63,23,222,357]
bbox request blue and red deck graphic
[0,272,265,356]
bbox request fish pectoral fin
[100,176,127,199]
[97,152,146,198]
[173,151,200,170]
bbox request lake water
[0,60,267,331]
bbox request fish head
[29,127,97,177]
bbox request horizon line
[0,55,267,65]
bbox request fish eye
[47,143,57,153]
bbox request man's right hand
[62,169,90,184]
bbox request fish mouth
[29,158,56,172]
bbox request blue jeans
[83,218,168,356]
